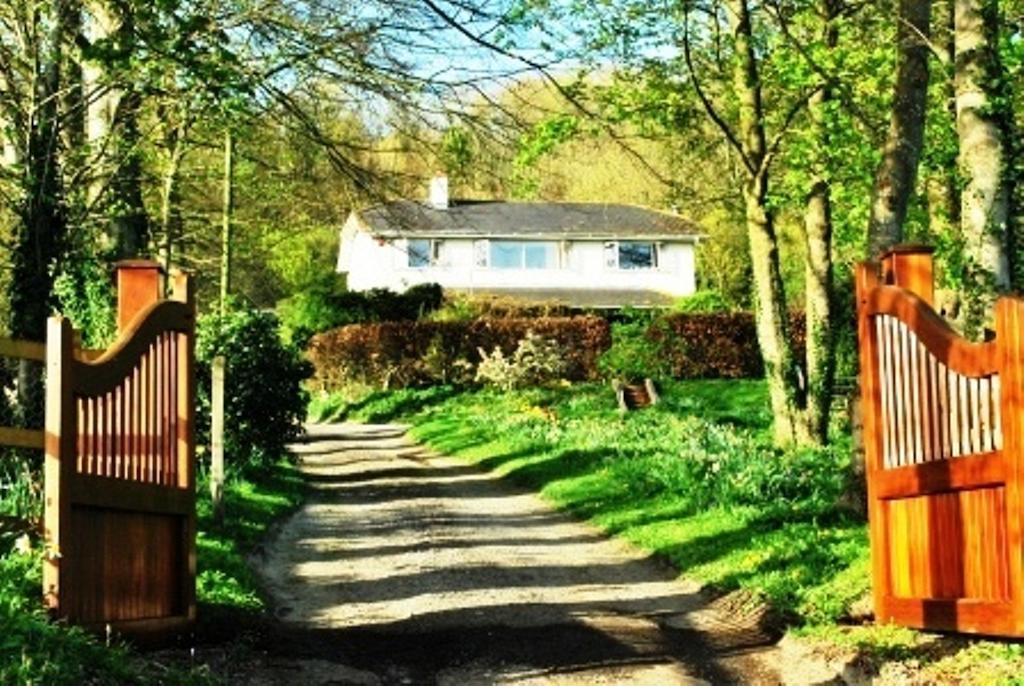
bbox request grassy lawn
[0,460,303,684]
[315,379,1024,682]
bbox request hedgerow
[308,316,610,389]
[307,311,809,389]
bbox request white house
[336,177,703,308]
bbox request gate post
[996,297,1024,634]
[880,245,934,305]
[855,261,891,623]
[116,260,163,333]
[170,268,197,623]
[42,317,75,613]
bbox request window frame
[406,238,437,268]
[484,240,559,270]
[605,241,659,270]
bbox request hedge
[308,316,611,390]
[308,311,807,390]
[657,312,805,379]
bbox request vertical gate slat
[892,319,906,466]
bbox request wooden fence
[43,261,196,635]
[857,246,1024,636]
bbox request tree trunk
[801,3,838,443]
[11,0,71,424]
[955,0,1010,333]
[159,124,187,276]
[220,130,235,312]
[727,0,805,445]
[866,0,932,256]
[83,1,148,258]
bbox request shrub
[52,255,116,349]
[671,289,732,314]
[427,292,574,322]
[277,275,443,345]
[597,312,672,382]
[655,311,805,379]
[308,316,610,390]
[476,332,566,390]
[197,306,312,473]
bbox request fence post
[116,260,163,333]
[211,356,225,524]
[880,244,934,306]
[42,317,75,614]
[996,297,1024,633]
[855,260,891,623]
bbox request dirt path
[248,423,782,685]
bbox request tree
[955,0,1012,331]
[866,0,932,255]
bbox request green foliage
[440,126,475,186]
[196,306,311,473]
[195,462,304,611]
[277,276,443,346]
[597,312,670,381]
[671,289,731,313]
[51,256,116,349]
[475,331,566,390]
[0,548,213,684]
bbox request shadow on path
[250,422,781,685]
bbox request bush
[597,312,672,382]
[277,274,443,345]
[308,316,610,390]
[427,292,574,322]
[671,289,732,314]
[197,307,312,473]
[476,332,566,390]
[655,311,805,379]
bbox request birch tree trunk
[800,0,840,445]
[220,130,235,312]
[955,0,1010,332]
[866,0,932,256]
[727,0,805,445]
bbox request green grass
[196,461,305,611]
[0,548,215,685]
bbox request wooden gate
[857,246,1024,636]
[43,261,196,635]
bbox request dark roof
[452,287,676,309]
[355,200,701,241]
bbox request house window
[407,239,434,268]
[606,241,658,270]
[487,240,557,269]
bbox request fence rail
[857,245,1024,637]
[0,336,46,451]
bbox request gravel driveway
[251,423,781,685]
